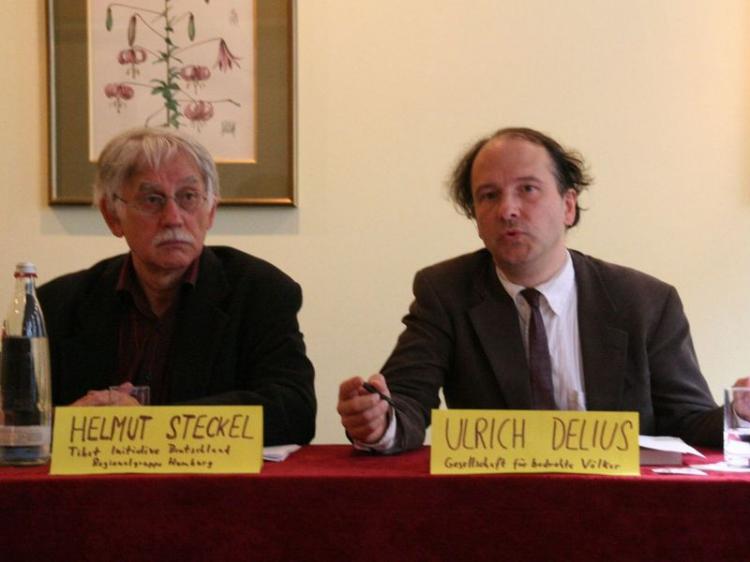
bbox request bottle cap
[14,262,37,276]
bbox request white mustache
[153,229,195,245]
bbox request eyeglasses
[113,191,210,215]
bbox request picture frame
[47,0,295,206]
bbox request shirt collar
[116,254,200,315]
[496,250,576,316]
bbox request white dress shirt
[496,251,586,411]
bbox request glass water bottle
[0,262,52,465]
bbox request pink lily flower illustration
[117,47,147,77]
[180,65,212,92]
[215,39,240,72]
[104,83,135,112]
[184,101,215,131]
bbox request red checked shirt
[114,255,199,404]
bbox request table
[1,446,749,561]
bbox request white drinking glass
[724,387,750,467]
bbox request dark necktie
[520,288,556,409]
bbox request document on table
[263,444,301,462]
[639,435,704,466]
[638,435,703,456]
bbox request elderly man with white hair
[39,127,316,446]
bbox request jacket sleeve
[182,278,317,447]
[647,286,722,447]
[381,269,455,452]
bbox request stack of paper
[638,436,704,466]
[262,444,301,462]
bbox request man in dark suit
[39,127,315,446]
[337,127,745,453]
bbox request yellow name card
[50,406,263,475]
[431,409,639,476]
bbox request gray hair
[94,127,220,212]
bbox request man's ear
[99,199,125,238]
[563,189,578,227]
[206,197,218,230]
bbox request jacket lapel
[60,258,123,398]
[167,248,230,402]
[571,251,629,411]
[468,255,533,408]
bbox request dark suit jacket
[382,249,722,452]
[38,246,316,446]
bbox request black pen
[362,382,399,411]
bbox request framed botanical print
[48,0,295,205]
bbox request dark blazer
[382,249,722,452]
[38,246,316,446]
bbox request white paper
[638,435,704,457]
[651,467,708,476]
[263,444,301,462]
[689,462,750,473]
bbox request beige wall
[2,0,749,443]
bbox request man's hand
[71,382,140,407]
[731,377,750,420]
[337,374,392,444]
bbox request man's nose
[159,196,184,224]
[497,193,520,221]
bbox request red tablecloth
[1,446,748,561]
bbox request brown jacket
[382,249,721,452]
